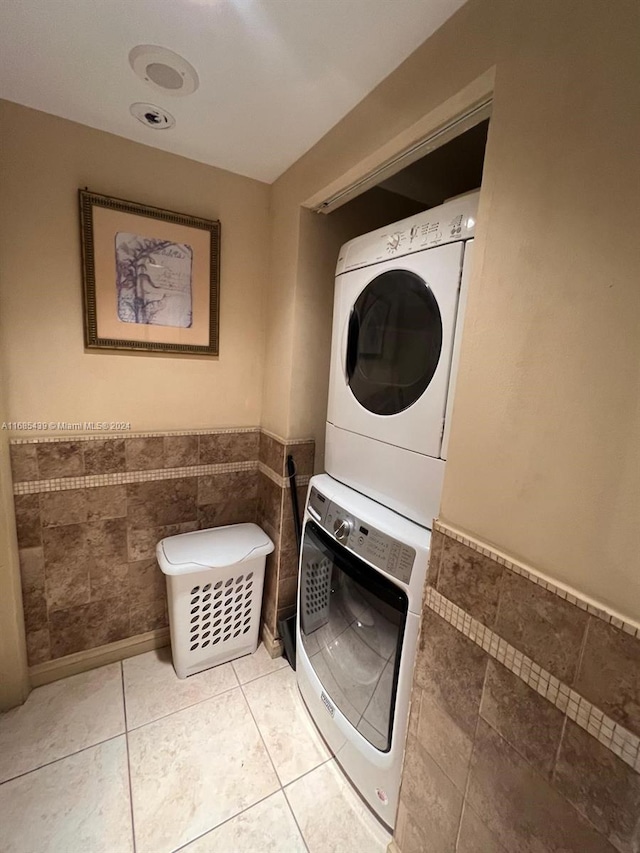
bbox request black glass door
[300,521,408,752]
[346,269,443,415]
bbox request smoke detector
[130,103,176,130]
[129,45,199,97]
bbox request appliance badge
[376,788,389,805]
[320,691,335,718]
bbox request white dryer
[326,192,478,527]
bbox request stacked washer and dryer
[295,192,479,828]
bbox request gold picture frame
[79,190,220,355]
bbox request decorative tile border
[258,461,310,490]
[9,426,261,445]
[425,585,640,773]
[13,459,313,495]
[433,520,640,640]
[9,426,315,446]
[13,461,259,495]
[259,427,314,447]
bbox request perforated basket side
[166,555,266,678]
[185,570,256,652]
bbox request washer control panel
[306,487,415,584]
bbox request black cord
[286,454,302,557]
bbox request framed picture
[79,190,220,355]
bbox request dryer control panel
[336,191,479,275]
[306,487,415,584]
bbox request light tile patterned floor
[0,644,391,853]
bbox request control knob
[387,232,401,251]
[333,517,352,542]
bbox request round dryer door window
[346,270,443,416]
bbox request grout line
[0,731,125,787]
[572,614,592,690]
[491,560,508,633]
[282,754,335,791]
[169,790,287,853]
[120,661,138,853]
[238,675,286,789]
[454,662,491,851]
[480,719,613,846]
[282,784,313,853]
[125,681,242,734]
[232,660,289,688]
[550,714,570,786]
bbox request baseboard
[261,620,283,659]
[28,628,170,687]
[387,841,401,853]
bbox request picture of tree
[115,233,193,328]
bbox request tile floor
[0,644,391,853]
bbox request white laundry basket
[156,523,274,679]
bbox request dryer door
[327,241,463,458]
[346,269,442,416]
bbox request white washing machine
[296,474,431,829]
[326,192,478,527]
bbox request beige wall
[0,359,29,709]
[0,100,270,433]
[440,1,640,623]
[263,0,640,623]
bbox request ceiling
[0,0,465,183]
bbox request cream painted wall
[0,358,29,709]
[440,3,640,624]
[263,0,640,622]
[0,100,270,432]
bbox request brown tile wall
[395,528,640,853]
[10,429,313,665]
[257,433,313,636]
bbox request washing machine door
[299,521,408,752]
[327,241,464,458]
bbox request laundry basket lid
[158,523,274,574]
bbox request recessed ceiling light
[129,45,199,97]
[130,103,176,130]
